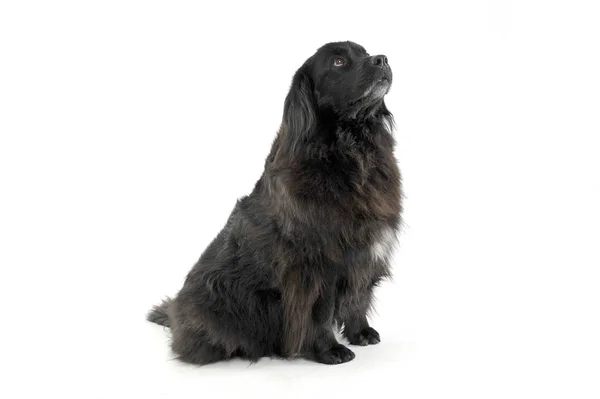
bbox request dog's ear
[281,65,317,155]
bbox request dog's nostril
[371,55,388,67]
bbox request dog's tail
[147,297,172,328]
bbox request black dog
[148,41,402,365]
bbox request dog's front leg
[306,279,355,364]
[281,267,354,364]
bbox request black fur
[147,298,171,328]
[148,41,402,365]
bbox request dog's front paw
[313,343,355,365]
[347,326,381,346]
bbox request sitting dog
[148,41,402,365]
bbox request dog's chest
[370,226,397,262]
[338,225,397,291]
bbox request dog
[148,41,402,365]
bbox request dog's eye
[333,58,345,67]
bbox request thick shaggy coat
[148,41,402,365]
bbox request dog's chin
[361,78,391,101]
[370,79,391,98]
[343,75,392,116]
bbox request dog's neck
[316,103,390,137]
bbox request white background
[1,1,599,398]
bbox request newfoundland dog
[148,41,402,365]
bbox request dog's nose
[370,55,389,68]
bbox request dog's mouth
[378,70,392,84]
[377,77,391,88]
[362,76,391,98]
[347,72,393,106]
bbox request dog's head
[311,41,392,110]
[282,41,393,151]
